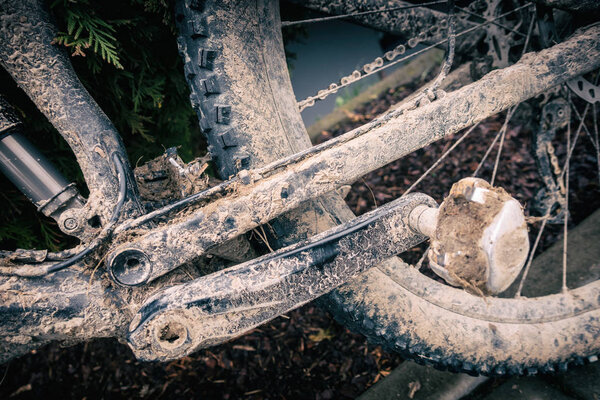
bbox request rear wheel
[175,0,600,374]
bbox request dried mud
[433,180,511,291]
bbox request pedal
[410,178,529,294]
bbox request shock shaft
[0,96,82,218]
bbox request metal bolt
[108,249,152,286]
[155,320,189,351]
[63,217,78,231]
[408,204,439,238]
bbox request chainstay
[101,23,600,287]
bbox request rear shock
[0,95,84,236]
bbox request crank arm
[127,193,435,361]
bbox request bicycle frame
[1,0,600,363]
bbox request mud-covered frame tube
[105,23,600,285]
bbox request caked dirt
[432,179,512,292]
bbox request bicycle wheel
[175,0,600,375]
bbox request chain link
[546,142,566,195]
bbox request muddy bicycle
[1,0,600,377]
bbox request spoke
[282,1,448,27]
[556,96,594,293]
[490,107,518,185]
[546,99,591,294]
[490,126,506,186]
[490,14,533,184]
[568,100,592,141]
[402,123,480,196]
[415,247,430,271]
[585,73,600,150]
[473,105,518,180]
[593,119,600,147]
[489,16,534,183]
[586,113,599,152]
[560,101,591,184]
[473,128,503,177]
[594,102,600,184]
[584,73,600,184]
[563,70,600,174]
[562,114,571,293]
[593,73,600,184]
[455,6,526,38]
[567,96,599,159]
[362,177,378,207]
[521,13,536,60]
[516,211,551,297]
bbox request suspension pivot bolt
[63,217,78,231]
[237,169,252,185]
[108,248,152,287]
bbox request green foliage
[49,0,203,161]
[131,0,175,33]
[335,82,366,108]
[282,25,308,74]
[51,0,125,69]
[0,190,67,251]
[280,2,310,73]
[0,218,37,250]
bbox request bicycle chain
[296,0,504,112]
[297,17,448,111]
[533,98,570,223]
[546,141,566,194]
